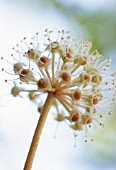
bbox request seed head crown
[2,29,116,142]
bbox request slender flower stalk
[1,29,115,169]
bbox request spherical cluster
[2,29,116,141]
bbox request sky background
[0,0,116,170]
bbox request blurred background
[0,0,116,170]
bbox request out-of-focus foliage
[5,0,116,53]
[90,105,116,158]
[49,0,116,53]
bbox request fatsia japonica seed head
[2,29,116,142]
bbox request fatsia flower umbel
[2,29,116,170]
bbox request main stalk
[24,92,55,170]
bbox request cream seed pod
[61,48,74,63]
[13,63,25,75]
[27,49,39,60]
[46,41,60,53]
[20,69,37,83]
[38,56,50,67]
[71,122,84,131]
[55,112,65,122]
[3,29,115,170]
[28,91,38,101]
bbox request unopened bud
[92,97,99,105]
[87,117,92,124]
[70,112,80,122]
[37,78,49,90]
[91,75,102,84]
[73,89,82,100]
[84,74,91,82]
[61,72,71,82]
[11,86,20,97]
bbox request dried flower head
[2,29,116,143]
